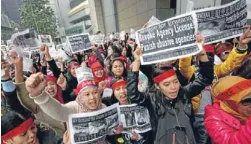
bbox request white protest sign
[119,104,151,134]
[93,34,105,44]
[102,88,113,98]
[120,31,126,40]
[57,49,70,61]
[38,35,52,45]
[68,103,120,144]
[11,29,41,56]
[23,58,33,72]
[136,12,202,65]
[114,33,120,39]
[109,34,114,40]
[75,67,94,83]
[130,29,135,39]
[147,16,162,27]
[176,0,221,15]
[22,51,31,59]
[67,33,92,53]
[186,0,194,13]
[196,0,247,44]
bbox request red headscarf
[88,54,98,67]
[91,61,107,85]
[47,75,64,104]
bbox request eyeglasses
[240,98,251,106]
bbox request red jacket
[205,103,251,144]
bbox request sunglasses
[240,98,251,106]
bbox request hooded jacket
[127,61,214,144]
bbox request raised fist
[40,44,49,55]
[25,73,47,97]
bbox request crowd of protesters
[1,23,251,144]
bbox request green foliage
[19,0,58,37]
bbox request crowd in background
[1,25,251,144]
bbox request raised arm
[214,26,251,78]
[25,72,76,122]
[1,58,31,116]
[40,44,61,78]
[184,33,214,97]
[127,47,149,106]
[9,50,39,113]
[178,56,195,80]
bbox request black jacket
[127,61,214,144]
[3,88,32,118]
[37,124,62,144]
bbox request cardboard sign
[67,33,92,53]
[38,35,52,45]
[136,12,201,65]
[102,88,113,98]
[11,29,41,55]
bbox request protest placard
[147,16,162,27]
[22,51,31,59]
[75,67,94,83]
[11,29,41,55]
[102,88,113,98]
[68,103,119,144]
[136,12,202,65]
[120,31,126,40]
[119,104,151,133]
[92,34,105,44]
[23,58,33,72]
[38,35,52,44]
[196,0,247,44]
[67,33,91,53]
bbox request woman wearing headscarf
[1,110,62,144]
[25,71,122,144]
[205,76,251,144]
[127,33,214,144]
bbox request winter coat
[15,82,66,136]
[36,124,63,144]
[179,48,247,113]
[205,103,251,144]
[127,61,214,144]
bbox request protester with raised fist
[7,50,66,136]
[127,33,214,144]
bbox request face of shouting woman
[113,81,128,105]
[79,87,101,110]
[45,81,58,98]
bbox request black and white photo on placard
[68,103,119,144]
[196,0,247,44]
[11,29,41,54]
[119,104,152,133]
[67,33,92,53]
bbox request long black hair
[108,58,128,78]
[1,110,33,136]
